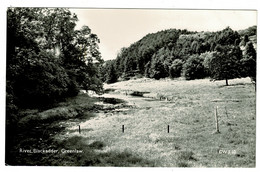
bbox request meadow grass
[9,77,255,167]
[65,77,255,167]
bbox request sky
[69,9,257,61]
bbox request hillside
[101,26,257,83]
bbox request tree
[240,35,249,47]
[144,61,151,77]
[201,51,215,75]
[238,25,257,37]
[215,27,240,46]
[13,51,71,107]
[169,59,183,78]
[7,7,103,108]
[106,63,118,84]
[109,26,255,81]
[149,55,168,79]
[6,9,104,165]
[207,45,242,86]
[244,41,256,58]
[182,54,206,80]
[112,29,187,79]
[240,42,256,83]
[123,56,137,77]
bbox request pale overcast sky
[69,9,256,60]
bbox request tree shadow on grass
[218,82,253,88]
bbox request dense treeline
[102,26,256,86]
[6,8,106,166]
[6,8,103,119]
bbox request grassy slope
[72,77,256,167]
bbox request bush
[169,59,184,78]
[182,54,206,80]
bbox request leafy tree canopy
[108,26,256,82]
[7,8,103,109]
[207,45,242,85]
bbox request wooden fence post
[225,106,228,118]
[215,106,220,133]
[79,125,81,134]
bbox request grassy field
[63,77,256,167]
[9,77,255,167]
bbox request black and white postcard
[3,0,259,169]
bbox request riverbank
[6,77,256,167]
[6,93,154,166]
